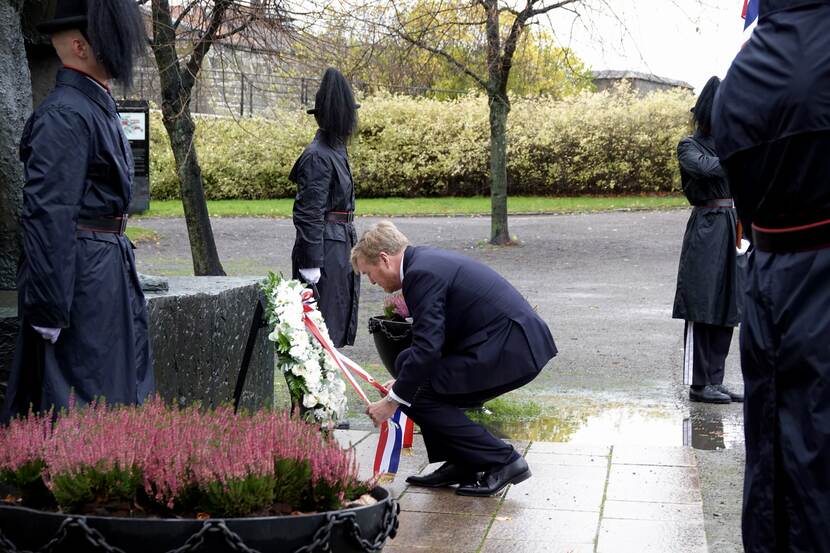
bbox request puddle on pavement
[482,397,744,451]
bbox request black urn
[368,316,412,378]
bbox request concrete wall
[0,278,275,412]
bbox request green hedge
[149,87,693,200]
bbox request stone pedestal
[145,277,274,411]
[0,278,275,411]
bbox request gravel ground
[133,209,746,550]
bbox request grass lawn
[134,195,687,219]
[125,225,161,245]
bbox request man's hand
[366,397,399,427]
[382,379,396,392]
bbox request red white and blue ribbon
[300,289,415,474]
[742,0,758,41]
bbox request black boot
[689,385,731,404]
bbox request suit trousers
[399,363,536,471]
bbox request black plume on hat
[306,68,359,144]
[691,76,720,136]
[38,0,146,90]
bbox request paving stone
[389,511,490,552]
[487,508,599,543]
[526,451,608,467]
[612,445,697,467]
[602,500,705,522]
[596,518,707,553]
[606,465,701,504]
[502,476,605,512]
[527,443,611,457]
[333,429,371,449]
[398,490,501,516]
[383,545,460,553]
[527,463,607,482]
[480,541,594,553]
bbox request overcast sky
[545,0,744,93]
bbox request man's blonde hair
[351,220,410,269]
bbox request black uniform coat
[714,1,830,551]
[391,246,557,404]
[1,68,154,423]
[290,131,359,348]
[672,134,739,327]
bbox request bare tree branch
[183,0,232,92]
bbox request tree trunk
[150,0,225,276]
[0,3,30,289]
[488,94,511,245]
[162,111,225,275]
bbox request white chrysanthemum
[263,276,349,422]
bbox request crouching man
[355,221,557,496]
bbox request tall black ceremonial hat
[37,0,88,34]
[306,68,360,115]
[36,0,146,89]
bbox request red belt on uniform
[325,211,354,223]
[77,215,128,235]
[752,218,830,253]
[695,198,734,208]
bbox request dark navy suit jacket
[391,246,557,404]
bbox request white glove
[737,238,751,256]
[299,267,321,284]
[32,325,61,344]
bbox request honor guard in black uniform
[290,68,360,347]
[714,0,830,550]
[672,77,743,405]
[1,0,154,422]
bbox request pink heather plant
[0,410,53,495]
[383,293,409,319]
[0,397,368,517]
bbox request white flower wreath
[261,273,347,423]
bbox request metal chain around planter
[293,498,400,553]
[0,516,127,553]
[0,498,399,553]
[367,318,411,342]
[163,520,262,553]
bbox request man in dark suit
[355,221,557,496]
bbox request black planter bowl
[0,487,398,553]
[368,316,413,378]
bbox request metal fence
[113,63,467,119]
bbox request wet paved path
[336,429,707,553]
[133,210,745,551]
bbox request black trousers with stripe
[683,321,734,386]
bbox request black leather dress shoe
[713,384,744,402]
[406,463,477,488]
[456,456,531,497]
[689,385,731,404]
